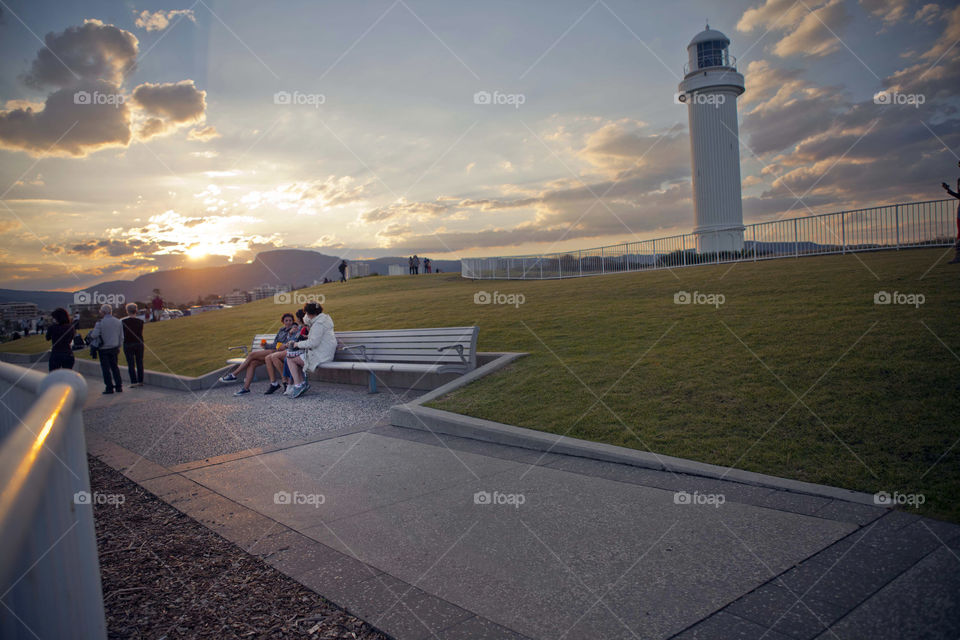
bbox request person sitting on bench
[220,313,299,395]
[285,302,337,398]
[264,308,309,394]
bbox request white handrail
[0,365,106,640]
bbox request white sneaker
[283,384,296,397]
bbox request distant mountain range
[0,250,461,310]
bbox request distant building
[0,302,40,323]
[349,262,371,278]
[250,283,290,301]
[223,290,251,306]
[387,265,406,276]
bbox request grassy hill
[5,248,959,521]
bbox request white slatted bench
[226,327,479,393]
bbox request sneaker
[102,388,114,395]
[264,382,281,395]
[219,373,238,383]
[283,385,296,397]
[116,387,122,393]
[234,387,251,396]
[291,383,308,398]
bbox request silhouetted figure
[423,257,431,273]
[408,255,415,275]
[413,254,420,275]
[45,307,76,371]
[942,159,960,264]
[339,259,348,282]
[151,290,164,321]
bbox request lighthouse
[678,26,746,254]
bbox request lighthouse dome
[688,28,730,48]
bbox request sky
[0,0,958,291]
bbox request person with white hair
[89,303,124,394]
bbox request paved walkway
[82,378,960,639]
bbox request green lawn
[5,248,958,521]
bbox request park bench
[226,326,479,393]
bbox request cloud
[132,80,206,138]
[0,219,22,234]
[773,0,852,57]
[0,80,132,156]
[738,0,852,58]
[362,199,449,223]
[23,19,138,88]
[46,238,161,257]
[913,4,941,25]
[362,121,694,252]
[860,0,911,27]
[188,125,220,141]
[134,9,196,32]
[738,18,960,212]
[0,21,210,156]
[738,0,811,32]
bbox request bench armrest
[228,345,249,357]
[339,344,369,361]
[437,344,467,365]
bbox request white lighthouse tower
[678,26,746,254]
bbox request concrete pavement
[82,377,960,639]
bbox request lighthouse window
[697,41,727,68]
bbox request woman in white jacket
[286,302,336,398]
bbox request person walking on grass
[220,313,299,395]
[122,303,146,387]
[284,302,336,398]
[942,159,960,264]
[45,307,76,371]
[90,304,123,394]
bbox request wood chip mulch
[89,455,389,639]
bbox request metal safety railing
[460,199,957,280]
[0,363,106,640]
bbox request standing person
[45,307,76,371]
[942,161,960,264]
[285,302,336,398]
[423,257,431,273]
[89,304,123,394]
[413,255,420,274]
[338,259,348,282]
[122,303,145,387]
[408,255,414,275]
[151,290,164,322]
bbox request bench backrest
[250,334,278,351]
[335,326,479,370]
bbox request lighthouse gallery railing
[460,199,956,280]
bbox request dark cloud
[23,19,138,88]
[1,21,209,157]
[132,80,206,123]
[132,80,207,139]
[52,238,160,257]
[0,80,132,156]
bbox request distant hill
[0,289,74,309]
[0,250,462,310]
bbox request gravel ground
[90,455,388,640]
[83,379,419,467]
